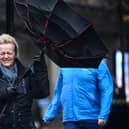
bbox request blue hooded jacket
[43,59,113,123]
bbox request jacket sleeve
[0,84,9,100]
[97,59,113,122]
[30,54,50,98]
[43,69,62,121]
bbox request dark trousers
[63,120,103,129]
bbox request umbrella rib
[57,48,107,60]
[15,0,33,33]
[56,24,92,48]
[44,0,59,33]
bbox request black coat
[0,59,49,129]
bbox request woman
[43,59,113,129]
[0,34,49,129]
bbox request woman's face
[0,43,16,68]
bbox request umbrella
[14,0,108,68]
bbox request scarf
[0,63,18,86]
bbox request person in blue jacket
[43,59,113,129]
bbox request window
[114,49,129,104]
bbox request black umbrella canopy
[14,0,108,68]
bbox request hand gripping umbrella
[14,0,108,68]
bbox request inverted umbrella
[14,0,108,68]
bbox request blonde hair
[0,34,19,56]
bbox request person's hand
[41,120,51,127]
[42,120,51,125]
[7,87,17,96]
[98,118,107,127]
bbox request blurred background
[0,0,129,129]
